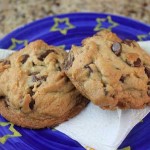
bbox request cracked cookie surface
[0,40,88,128]
[64,30,150,110]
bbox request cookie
[64,30,150,110]
[0,40,88,128]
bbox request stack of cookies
[0,30,150,129]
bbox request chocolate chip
[111,94,115,98]
[57,66,61,71]
[103,84,108,95]
[29,72,39,76]
[64,52,74,70]
[111,42,122,56]
[31,75,47,88]
[29,99,35,110]
[37,82,42,88]
[145,67,150,78]
[147,81,150,85]
[104,88,108,95]
[120,76,125,83]
[122,40,136,47]
[116,68,121,70]
[21,54,29,64]
[40,75,47,81]
[0,96,5,99]
[126,58,141,67]
[29,86,35,96]
[118,102,126,109]
[32,75,39,82]
[134,58,141,67]
[32,62,36,66]
[84,64,93,73]
[38,50,56,61]
[64,77,70,82]
[142,2,148,7]
[3,60,10,65]
[29,91,34,96]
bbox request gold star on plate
[0,122,22,144]
[137,32,150,41]
[51,128,57,131]
[86,146,95,150]
[57,44,66,49]
[8,38,28,50]
[50,17,75,35]
[118,146,131,150]
[94,16,118,31]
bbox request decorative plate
[0,13,150,150]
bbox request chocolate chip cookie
[64,30,150,110]
[0,40,88,128]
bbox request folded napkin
[0,41,150,150]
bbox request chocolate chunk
[118,102,126,109]
[64,77,70,82]
[0,96,5,99]
[37,82,42,88]
[31,75,47,88]
[57,66,61,71]
[116,67,121,70]
[29,86,35,96]
[38,50,56,61]
[147,81,150,85]
[111,94,115,98]
[3,60,10,65]
[29,91,34,96]
[84,64,93,73]
[143,2,148,7]
[134,58,141,67]
[126,58,141,67]
[29,72,39,76]
[29,99,35,110]
[122,40,136,47]
[32,62,36,66]
[40,75,47,81]
[104,88,108,95]
[21,54,29,64]
[103,84,108,95]
[120,76,125,83]
[145,67,150,78]
[32,75,39,82]
[64,52,74,70]
[111,42,122,56]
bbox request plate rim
[0,12,150,43]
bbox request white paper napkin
[0,41,150,150]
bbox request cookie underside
[0,96,88,129]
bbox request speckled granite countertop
[0,0,150,39]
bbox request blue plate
[0,13,150,150]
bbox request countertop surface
[0,0,150,39]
